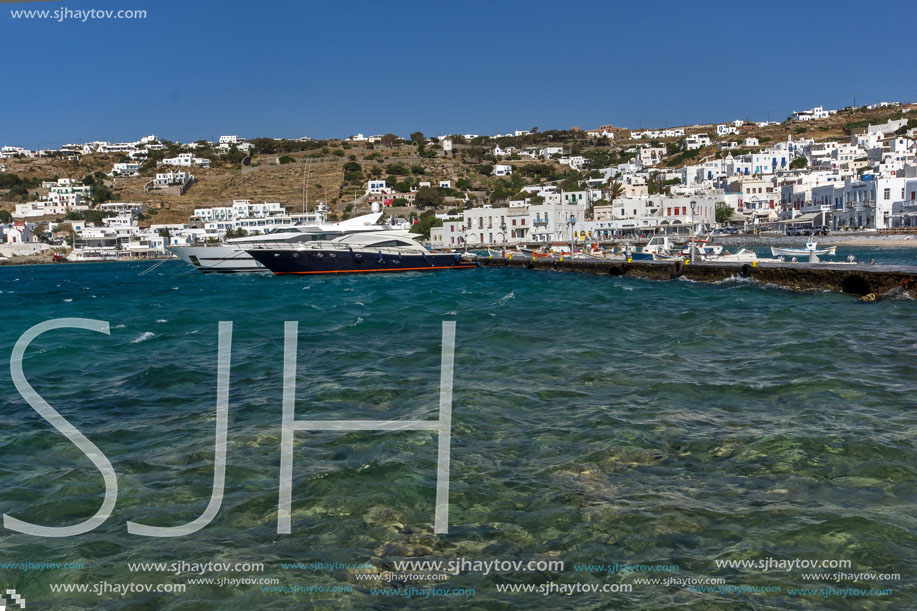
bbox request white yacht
[169,206,411,273]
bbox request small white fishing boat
[770,242,837,263]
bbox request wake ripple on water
[130,331,156,343]
[494,291,515,305]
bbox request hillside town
[1,101,916,262]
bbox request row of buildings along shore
[2,102,917,258]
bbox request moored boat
[246,231,478,275]
[168,209,410,273]
[770,241,837,263]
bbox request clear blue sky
[2,0,915,148]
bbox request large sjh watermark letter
[278,321,456,535]
[127,322,232,537]
[6,318,117,537]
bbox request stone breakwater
[477,256,917,298]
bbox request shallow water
[0,258,915,609]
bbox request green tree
[410,132,425,145]
[0,173,21,189]
[223,144,247,165]
[92,183,114,203]
[606,181,624,204]
[790,156,808,169]
[409,210,441,238]
[386,163,409,175]
[381,133,401,147]
[0,209,11,223]
[415,186,444,208]
[278,155,295,164]
[82,209,114,225]
[343,161,362,182]
[223,227,249,239]
[715,202,735,223]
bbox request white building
[685,134,712,150]
[630,128,685,140]
[591,195,717,235]
[99,202,148,216]
[112,162,141,177]
[638,147,666,167]
[190,201,325,238]
[367,179,391,195]
[161,152,211,168]
[430,218,464,249]
[493,164,513,176]
[13,178,92,218]
[153,171,193,187]
[5,223,37,243]
[0,146,30,159]
[792,105,834,121]
[461,199,588,246]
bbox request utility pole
[302,161,310,214]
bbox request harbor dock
[477,256,917,299]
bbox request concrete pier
[477,256,917,298]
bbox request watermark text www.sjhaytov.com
[9,7,147,22]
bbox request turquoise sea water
[0,256,915,610]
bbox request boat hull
[247,249,478,275]
[168,245,266,273]
[771,246,836,257]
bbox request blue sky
[2,0,915,148]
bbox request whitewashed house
[792,105,834,121]
[6,223,37,243]
[161,152,211,168]
[153,171,193,187]
[685,134,712,150]
[638,147,666,167]
[367,180,391,195]
[112,162,142,177]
